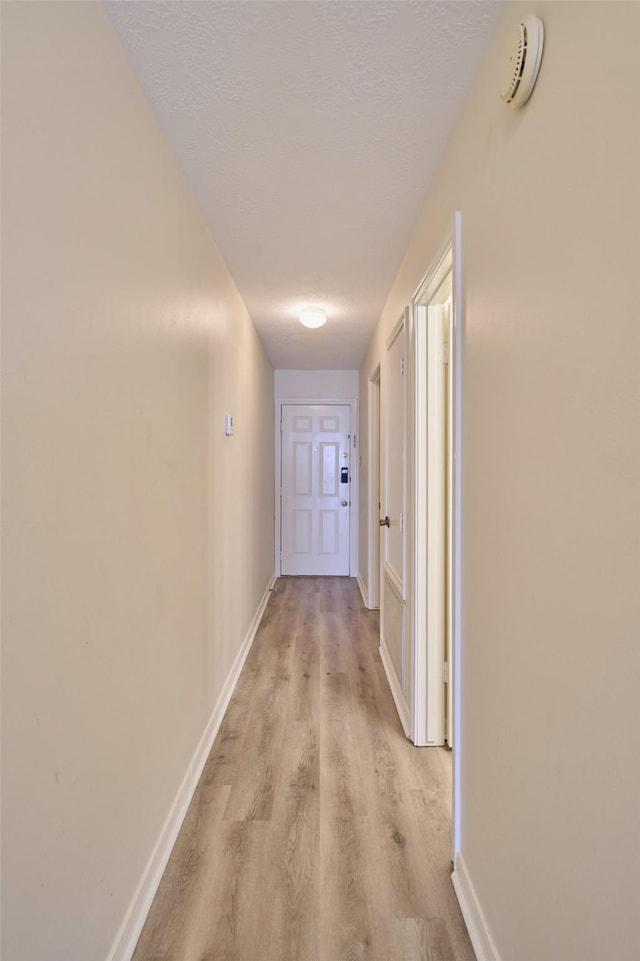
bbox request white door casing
[280,404,351,576]
[444,297,454,749]
[451,212,463,862]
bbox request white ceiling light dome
[299,309,327,329]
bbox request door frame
[412,212,463,859]
[274,397,359,578]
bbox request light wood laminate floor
[132,577,475,961]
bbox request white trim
[412,302,447,747]
[275,398,358,577]
[106,575,277,961]
[413,303,428,746]
[412,231,456,305]
[356,573,369,608]
[451,210,463,861]
[379,640,411,738]
[452,854,503,961]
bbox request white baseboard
[379,640,410,738]
[106,574,277,961]
[452,854,503,961]
[356,573,369,608]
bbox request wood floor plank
[130,784,232,960]
[132,576,475,961]
[223,673,290,821]
[425,918,456,961]
[319,814,373,961]
[260,794,320,961]
[290,629,320,724]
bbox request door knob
[341,500,348,507]
[379,516,390,527]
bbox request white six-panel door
[281,404,351,575]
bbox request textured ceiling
[105,1,503,369]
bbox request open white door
[379,313,410,736]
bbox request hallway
[132,577,474,961]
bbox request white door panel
[379,314,410,736]
[281,404,350,575]
[386,326,406,590]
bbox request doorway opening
[374,221,463,859]
[412,215,463,859]
[413,253,453,748]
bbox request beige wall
[1,3,273,960]
[274,369,359,400]
[360,3,640,959]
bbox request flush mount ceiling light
[299,309,327,329]
[499,14,544,108]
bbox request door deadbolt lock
[379,516,390,527]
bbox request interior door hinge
[353,434,357,449]
[443,660,449,682]
[401,356,405,375]
[443,342,450,365]
[280,421,283,431]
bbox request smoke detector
[499,15,544,108]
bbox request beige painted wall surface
[360,3,640,960]
[1,3,273,959]
[275,369,359,399]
